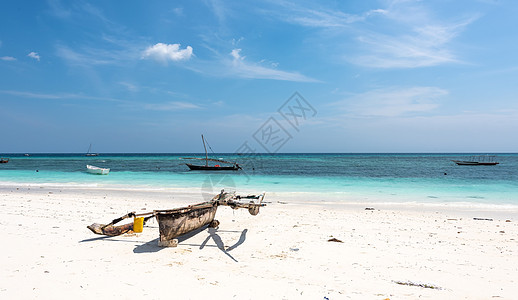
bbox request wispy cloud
[56,45,112,66]
[118,82,139,92]
[204,0,228,23]
[267,1,386,28]
[224,48,319,82]
[353,1,479,68]
[28,52,41,61]
[0,90,124,102]
[1,89,204,112]
[49,2,146,67]
[334,86,448,117]
[1,56,16,61]
[264,0,477,69]
[46,0,72,19]
[172,7,184,17]
[143,101,202,111]
[141,43,193,64]
[56,42,142,67]
[351,16,478,68]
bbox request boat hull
[86,165,110,175]
[87,222,134,236]
[155,202,218,242]
[186,163,239,171]
[452,160,499,166]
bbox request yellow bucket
[133,217,144,233]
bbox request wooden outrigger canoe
[87,190,265,247]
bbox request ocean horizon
[1,153,517,207]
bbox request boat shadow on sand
[132,225,248,262]
[80,225,248,262]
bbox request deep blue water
[1,153,517,205]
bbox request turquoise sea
[1,153,518,206]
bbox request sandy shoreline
[1,185,518,299]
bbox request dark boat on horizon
[181,135,241,171]
[452,155,499,166]
[85,143,99,157]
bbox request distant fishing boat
[181,135,241,171]
[86,143,99,156]
[452,155,499,166]
[0,158,9,163]
[86,164,110,175]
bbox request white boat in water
[86,164,110,175]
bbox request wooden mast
[202,134,208,167]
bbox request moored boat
[85,143,99,156]
[185,162,241,170]
[86,164,110,175]
[181,134,241,171]
[0,158,9,163]
[452,155,499,166]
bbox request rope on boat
[101,211,136,229]
[100,211,156,229]
[204,137,216,154]
[179,157,238,165]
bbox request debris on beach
[365,207,375,211]
[393,280,441,290]
[473,218,493,221]
[328,237,343,243]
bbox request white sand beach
[1,185,518,299]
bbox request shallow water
[1,153,517,205]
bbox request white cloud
[335,87,448,117]
[230,48,243,60]
[142,43,193,63]
[28,52,40,61]
[1,56,16,61]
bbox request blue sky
[1,0,517,153]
